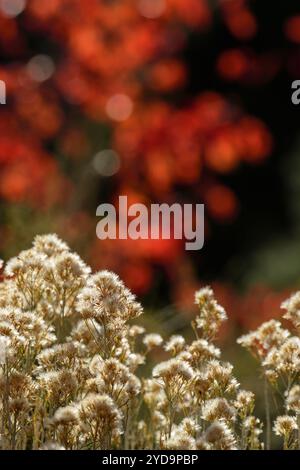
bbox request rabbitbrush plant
[0,234,298,450]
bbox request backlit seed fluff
[202,398,236,423]
[205,422,237,450]
[282,291,300,329]
[143,333,163,349]
[273,416,298,437]
[53,405,79,426]
[153,358,194,381]
[40,442,66,450]
[33,234,70,256]
[164,335,185,354]
[286,385,300,412]
[0,335,10,365]
[78,393,123,435]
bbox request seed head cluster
[238,291,300,449]
[0,236,297,450]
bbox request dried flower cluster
[0,234,297,450]
[238,292,300,449]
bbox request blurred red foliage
[284,16,300,44]
[220,0,257,41]
[0,0,294,302]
